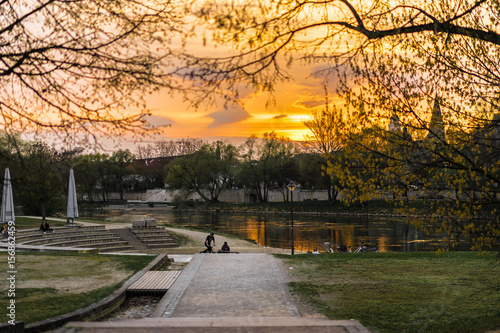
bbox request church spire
[427,93,445,141]
[388,107,401,133]
[432,92,441,117]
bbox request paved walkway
[62,253,371,332]
[155,253,299,318]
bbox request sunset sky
[128,14,351,148]
[141,61,338,144]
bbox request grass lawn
[1,252,155,324]
[11,216,69,229]
[279,251,499,333]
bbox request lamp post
[287,181,296,255]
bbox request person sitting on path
[202,231,215,253]
[219,241,230,253]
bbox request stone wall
[121,188,331,203]
[115,188,463,204]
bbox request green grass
[11,216,69,229]
[1,252,155,324]
[279,252,500,333]
[12,216,126,229]
[13,283,124,324]
[164,228,193,247]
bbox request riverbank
[152,200,408,217]
[81,199,409,216]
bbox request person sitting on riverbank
[337,245,353,253]
[219,241,230,253]
[337,245,347,253]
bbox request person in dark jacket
[202,232,215,253]
[220,241,230,253]
[43,220,53,232]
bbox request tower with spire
[388,107,402,133]
[426,93,445,142]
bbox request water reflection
[90,209,477,252]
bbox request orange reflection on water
[377,236,389,252]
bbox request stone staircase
[3,221,177,253]
[109,228,149,251]
[5,225,134,252]
[130,221,177,249]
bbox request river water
[89,209,479,252]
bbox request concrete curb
[61,317,372,332]
[150,254,203,318]
[20,253,169,333]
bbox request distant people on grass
[337,245,352,253]
[312,247,320,255]
[202,231,215,253]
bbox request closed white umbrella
[66,168,78,225]
[1,167,15,224]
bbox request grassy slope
[280,252,500,333]
[1,252,154,324]
[12,216,68,229]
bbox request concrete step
[144,243,178,249]
[71,241,131,249]
[15,229,113,243]
[135,234,175,240]
[21,233,121,245]
[109,228,149,251]
[97,245,135,253]
[132,231,172,236]
[140,238,176,244]
[36,238,126,248]
[59,317,371,333]
[127,227,177,249]
[15,225,105,236]
[131,227,165,231]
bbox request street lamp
[287,181,296,255]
